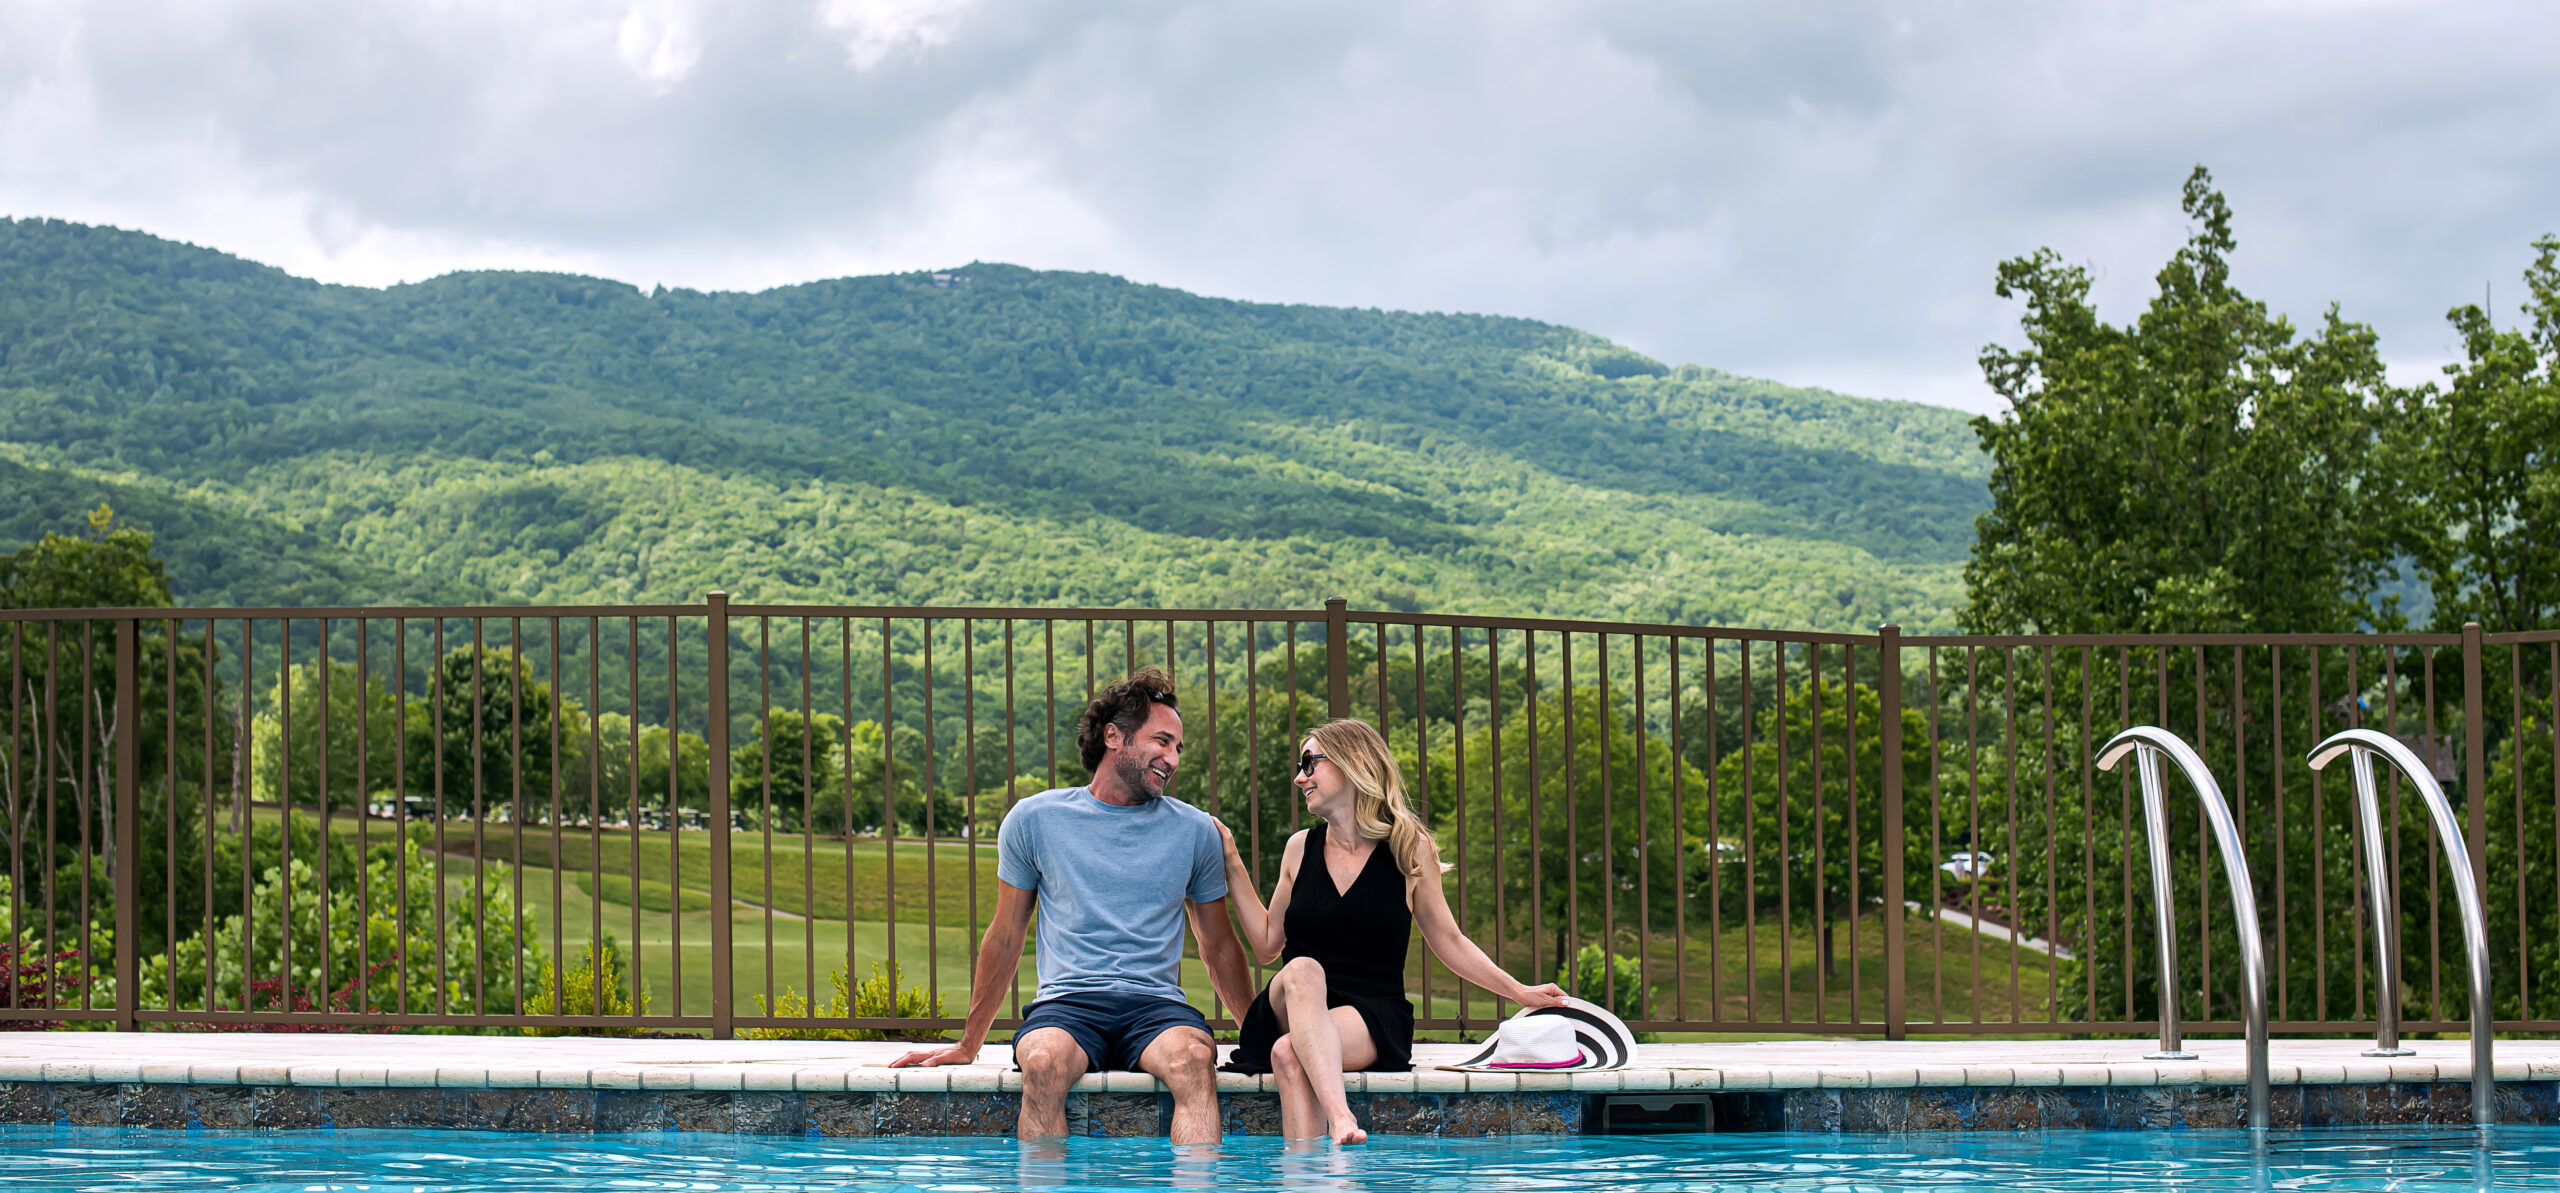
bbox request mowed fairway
[443,823,1004,925]
[503,882,2059,1040]
[301,818,2064,1039]
[473,856,1246,1031]
[1396,908,2061,1042]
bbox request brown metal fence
[0,597,2553,1041]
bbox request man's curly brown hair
[1077,666,1180,772]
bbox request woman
[1217,718,1566,1145]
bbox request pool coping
[5,1036,2552,1135]
[1,1034,2548,1092]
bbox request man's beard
[1113,751,1166,802]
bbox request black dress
[1222,822,1416,1074]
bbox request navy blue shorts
[1013,991,1209,1072]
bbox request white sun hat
[1437,997,1637,1072]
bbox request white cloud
[618,0,703,91]
[0,0,2552,409]
[815,0,976,71]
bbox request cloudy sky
[4,0,2554,412]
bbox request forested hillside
[0,217,1986,629]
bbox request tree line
[1967,166,2557,640]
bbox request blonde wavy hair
[1306,718,1445,878]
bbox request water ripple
[0,1125,2546,1192]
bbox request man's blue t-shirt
[996,787,1228,1005]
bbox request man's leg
[1135,1025,1220,1145]
[1014,1027,1090,1140]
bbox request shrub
[746,961,944,1042]
[522,938,650,1035]
[1556,943,1655,1042]
[140,839,547,1019]
[194,962,397,1033]
[0,941,89,1030]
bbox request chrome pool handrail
[2308,728,2496,1126]
[2097,726,2271,1130]
[2331,738,2414,1058]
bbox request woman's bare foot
[1327,1113,1368,1145]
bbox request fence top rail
[1904,631,2468,649]
[725,603,1317,622]
[1350,609,1882,645]
[0,602,713,622]
[0,601,2527,650]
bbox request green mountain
[0,217,1987,629]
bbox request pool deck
[4,1034,2555,1134]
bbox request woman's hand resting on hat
[1510,982,1569,1009]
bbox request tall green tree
[0,503,171,611]
[403,645,564,817]
[1964,167,2398,635]
[1710,673,1940,979]
[1430,686,1708,956]
[560,715,712,817]
[2396,235,2560,635]
[0,505,229,948]
[251,658,413,812]
[835,719,964,838]
[732,708,845,829]
[638,724,712,816]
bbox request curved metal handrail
[2097,726,2271,1129]
[2308,728,2496,1126]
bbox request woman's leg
[1304,1007,1377,1144]
[1271,957,1376,1144]
[1268,1032,1325,1141]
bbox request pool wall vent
[1593,1094,1713,1134]
[2308,728,2495,1126]
[2096,727,2271,1130]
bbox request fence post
[1877,625,1905,1040]
[113,618,139,1032]
[2462,621,2487,891]
[1324,597,1350,720]
[707,591,733,1039]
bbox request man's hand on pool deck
[888,1043,981,1067]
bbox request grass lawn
[281,814,2068,1041]
[1393,906,2061,1041]
[491,859,1257,1033]
[438,820,1002,925]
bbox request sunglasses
[1295,750,1329,777]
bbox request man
[892,666,1254,1144]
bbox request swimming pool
[1,1124,2547,1191]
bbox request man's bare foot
[1328,1114,1367,1146]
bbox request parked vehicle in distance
[1940,850,1994,882]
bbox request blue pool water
[1,1125,2552,1191]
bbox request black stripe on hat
[1452,1037,1503,1068]
[1523,1004,1632,1069]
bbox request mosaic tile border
[0,1082,1582,1137]
[7,1079,2555,1135]
[1738,1082,2560,1131]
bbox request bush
[521,938,650,1035]
[0,940,90,1030]
[193,963,397,1033]
[140,839,547,1019]
[746,961,943,1042]
[1556,943,1655,1043]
